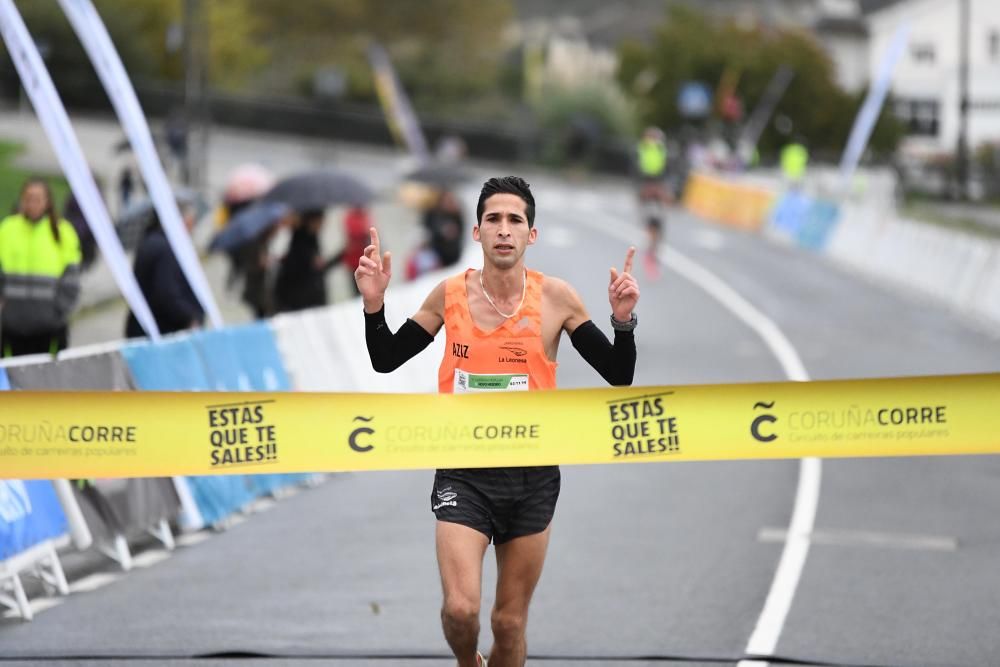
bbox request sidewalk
[910,200,1000,236]
[0,108,430,348]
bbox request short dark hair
[476,176,535,228]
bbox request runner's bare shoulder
[542,275,583,310]
[541,275,588,330]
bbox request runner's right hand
[355,227,392,312]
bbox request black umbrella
[209,201,291,253]
[404,161,469,188]
[116,187,203,250]
[262,170,373,211]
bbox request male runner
[356,176,639,667]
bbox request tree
[9,0,267,92]
[251,0,514,111]
[617,5,903,160]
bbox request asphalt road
[2,168,999,666]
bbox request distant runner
[636,126,672,278]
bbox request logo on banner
[607,391,680,457]
[751,401,778,442]
[349,416,375,453]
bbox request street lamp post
[956,0,971,200]
[182,0,208,191]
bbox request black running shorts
[431,466,561,545]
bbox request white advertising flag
[838,22,911,196]
[58,0,222,328]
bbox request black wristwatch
[610,313,637,332]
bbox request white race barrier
[827,201,1000,332]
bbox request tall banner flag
[58,0,223,329]
[0,0,160,339]
[738,65,795,164]
[838,22,910,196]
[367,41,430,163]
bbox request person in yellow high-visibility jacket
[0,179,82,357]
[780,140,809,187]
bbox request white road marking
[658,245,809,382]
[758,527,957,552]
[130,550,172,569]
[2,596,63,619]
[575,211,817,666]
[68,572,120,594]
[692,228,727,251]
[176,531,212,548]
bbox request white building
[696,0,884,93]
[868,0,1000,156]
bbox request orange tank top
[438,269,558,393]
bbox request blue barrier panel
[0,375,67,560]
[192,330,252,391]
[184,475,257,526]
[770,191,812,238]
[122,335,253,525]
[769,193,841,252]
[799,199,841,251]
[224,324,305,494]
[229,322,291,392]
[0,481,68,559]
[121,337,212,391]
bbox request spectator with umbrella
[209,201,294,319]
[273,209,339,313]
[218,164,276,291]
[262,170,374,311]
[400,163,467,277]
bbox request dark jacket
[125,227,204,338]
[423,207,463,267]
[274,226,327,312]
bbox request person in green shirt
[0,178,82,357]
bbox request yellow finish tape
[1,373,998,479]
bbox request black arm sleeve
[570,320,636,386]
[365,306,434,373]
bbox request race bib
[454,370,529,393]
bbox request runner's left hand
[609,246,639,322]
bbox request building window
[911,43,935,64]
[893,98,940,137]
[989,30,1000,60]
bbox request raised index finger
[370,227,382,260]
[623,246,636,275]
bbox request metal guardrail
[0,76,632,174]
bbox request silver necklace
[479,268,527,319]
